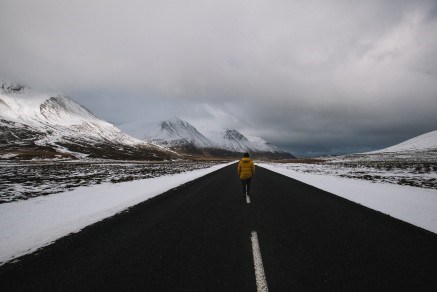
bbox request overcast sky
[1,0,437,156]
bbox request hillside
[368,130,437,153]
[121,117,295,159]
[0,82,174,160]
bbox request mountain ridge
[367,130,437,154]
[0,83,174,160]
[120,117,295,159]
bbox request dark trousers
[241,178,252,195]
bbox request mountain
[121,117,230,157]
[203,128,284,153]
[122,117,226,157]
[121,117,295,159]
[157,118,215,148]
[0,82,174,160]
[368,130,437,153]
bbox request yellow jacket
[238,157,255,180]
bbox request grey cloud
[1,0,437,156]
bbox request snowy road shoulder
[0,162,232,266]
[259,163,437,234]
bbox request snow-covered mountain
[203,128,283,153]
[121,117,295,159]
[0,82,173,160]
[122,117,216,149]
[368,130,437,153]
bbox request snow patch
[367,130,437,153]
[260,163,437,234]
[0,162,232,266]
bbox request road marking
[246,194,251,204]
[251,231,268,292]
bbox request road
[1,164,437,291]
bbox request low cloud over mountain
[121,117,295,159]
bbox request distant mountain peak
[40,96,97,122]
[224,128,249,142]
[142,117,215,149]
[123,117,295,159]
[160,117,196,135]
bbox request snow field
[0,162,232,266]
[0,161,221,203]
[368,130,437,153]
[259,163,437,235]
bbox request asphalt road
[1,163,437,291]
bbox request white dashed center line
[251,231,268,292]
[246,194,251,204]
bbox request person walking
[238,152,255,198]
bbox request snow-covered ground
[275,157,437,189]
[0,160,222,203]
[0,162,232,266]
[259,163,437,235]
